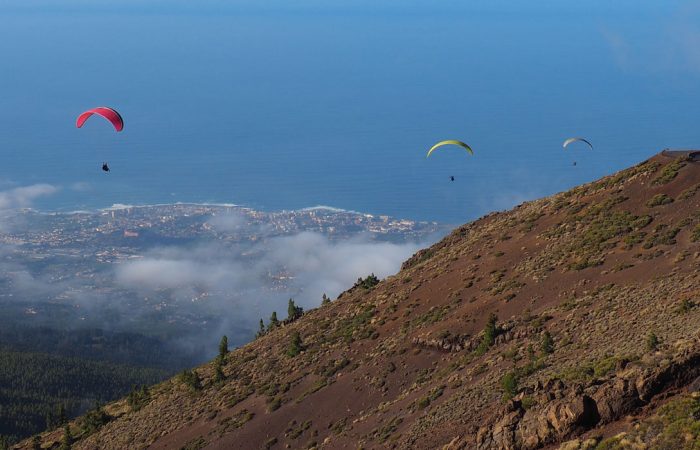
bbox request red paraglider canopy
[76,107,124,132]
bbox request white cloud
[206,211,248,232]
[114,231,423,319]
[0,184,59,210]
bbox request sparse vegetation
[216,410,254,434]
[372,416,403,443]
[691,224,700,242]
[643,224,680,248]
[36,153,700,450]
[679,183,700,200]
[653,157,686,185]
[590,395,700,449]
[285,419,312,440]
[332,305,376,343]
[559,355,631,382]
[561,196,653,270]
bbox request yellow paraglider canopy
[426,140,474,158]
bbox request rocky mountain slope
[19,151,700,449]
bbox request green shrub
[691,225,700,242]
[647,332,660,351]
[354,273,380,290]
[179,369,202,391]
[646,194,673,207]
[267,396,282,412]
[521,396,536,410]
[127,385,150,411]
[474,314,498,356]
[679,183,700,200]
[678,298,695,313]
[501,371,518,400]
[78,403,110,435]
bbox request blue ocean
[1,0,699,224]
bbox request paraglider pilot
[102,163,110,172]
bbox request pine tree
[59,424,72,450]
[286,331,303,357]
[57,403,67,426]
[214,359,225,383]
[268,311,279,330]
[256,318,266,338]
[321,293,331,306]
[287,299,303,321]
[0,436,9,450]
[540,331,554,355]
[475,313,498,355]
[31,435,41,450]
[218,335,228,360]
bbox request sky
[0,0,699,224]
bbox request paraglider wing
[76,107,124,132]
[426,140,473,158]
[562,137,593,150]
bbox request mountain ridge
[18,150,700,450]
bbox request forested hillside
[0,348,168,444]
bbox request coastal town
[0,203,444,346]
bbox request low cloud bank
[115,231,423,315]
[112,230,425,355]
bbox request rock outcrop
[476,336,700,449]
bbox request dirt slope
[19,151,700,449]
